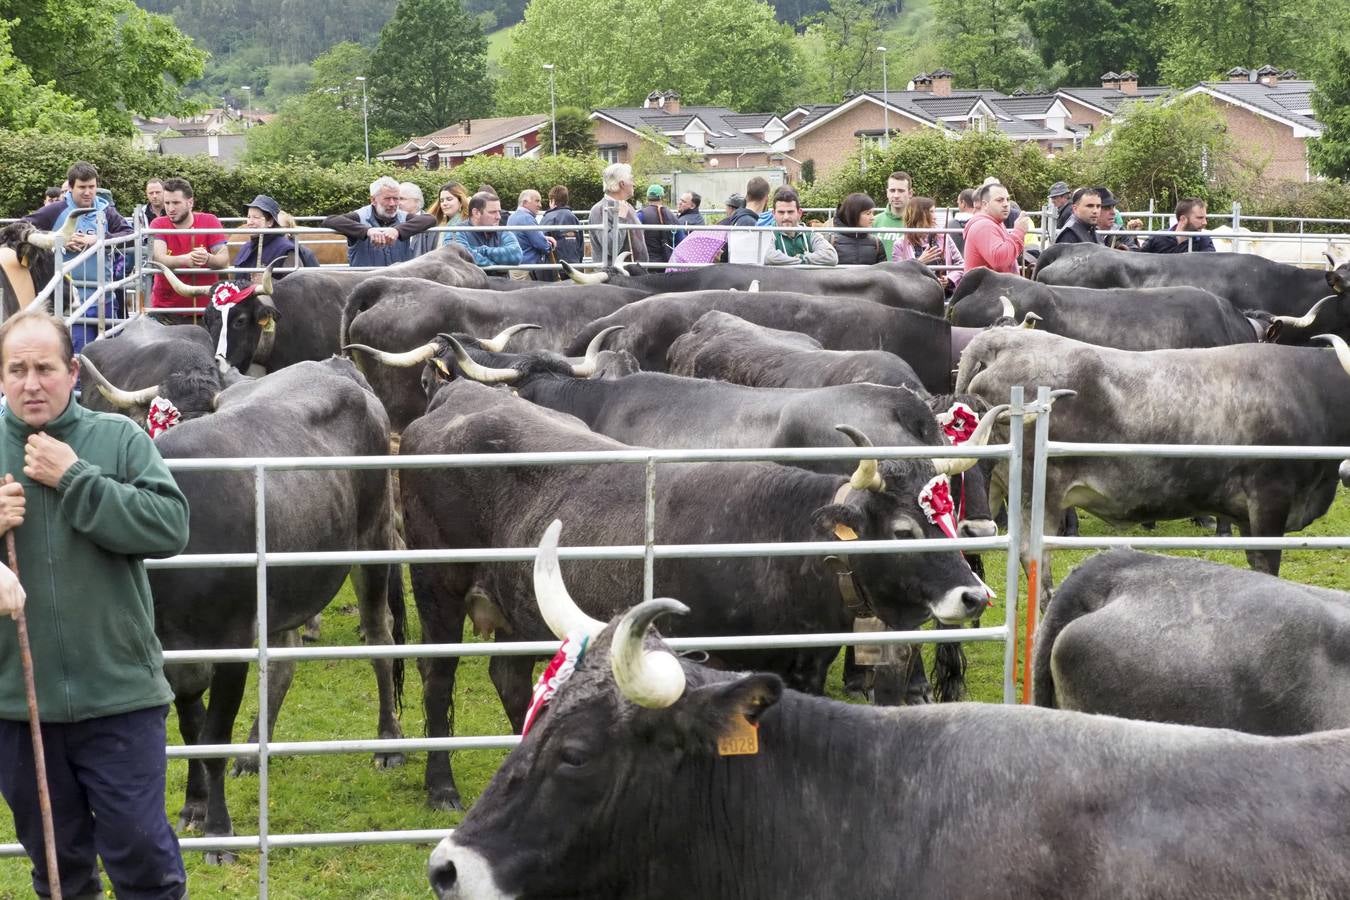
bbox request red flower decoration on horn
[522,633,590,735]
[937,402,979,445]
[147,396,181,438]
[209,281,256,310]
[918,474,958,539]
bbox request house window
[505,142,523,158]
[599,146,621,164]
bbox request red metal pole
[8,531,62,900]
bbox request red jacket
[962,213,1024,274]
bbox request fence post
[644,456,656,604]
[1000,386,1025,705]
[599,203,613,271]
[1020,385,1053,703]
[53,246,65,319]
[254,464,270,898]
[95,216,107,337]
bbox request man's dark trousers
[0,704,186,899]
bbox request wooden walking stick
[7,530,62,900]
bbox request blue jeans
[0,705,186,900]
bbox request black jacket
[639,203,676,263]
[832,233,886,265]
[1055,217,1100,245]
[723,207,760,228]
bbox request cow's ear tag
[834,523,858,541]
[260,316,275,333]
[717,714,759,757]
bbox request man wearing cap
[232,194,316,283]
[1094,187,1140,251]
[638,185,677,265]
[1047,181,1073,231]
[507,189,556,280]
[1141,198,1215,254]
[1054,187,1103,245]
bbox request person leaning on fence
[963,182,1030,275]
[149,176,229,317]
[892,196,965,291]
[764,186,836,267]
[433,181,470,247]
[538,185,583,282]
[321,175,435,268]
[872,170,913,259]
[399,182,438,258]
[831,193,886,265]
[588,163,650,269]
[0,310,191,900]
[507,189,557,281]
[453,191,522,276]
[232,194,317,284]
[1141,198,1216,254]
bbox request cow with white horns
[401,380,996,810]
[0,214,85,315]
[428,522,1350,900]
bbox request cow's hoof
[374,750,406,770]
[177,802,206,833]
[428,788,464,813]
[1191,516,1216,529]
[204,849,238,866]
[231,756,259,777]
[904,690,934,706]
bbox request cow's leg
[1241,501,1289,576]
[163,662,211,833]
[301,614,322,643]
[1057,508,1079,537]
[1216,515,1234,538]
[233,629,301,777]
[489,654,538,734]
[873,645,930,706]
[199,661,249,865]
[352,562,407,769]
[413,562,467,812]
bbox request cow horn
[146,261,213,297]
[342,340,439,368]
[77,355,159,409]
[1314,334,1350,375]
[477,323,542,353]
[533,520,607,641]
[835,424,883,492]
[568,325,625,376]
[748,279,760,293]
[1020,312,1042,329]
[261,259,280,296]
[932,404,1010,476]
[562,259,608,286]
[611,597,690,709]
[24,210,89,250]
[442,333,520,384]
[999,295,1014,319]
[1268,294,1338,330]
[613,251,632,272]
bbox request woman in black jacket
[831,192,886,265]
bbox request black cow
[566,290,967,394]
[0,217,78,316]
[342,277,646,430]
[949,267,1260,348]
[149,359,405,860]
[667,310,926,391]
[428,528,1350,900]
[1034,241,1350,336]
[956,328,1350,598]
[564,257,945,316]
[1034,550,1350,734]
[402,380,992,810]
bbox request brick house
[589,90,789,171]
[377,115,549,170]
[1177,67,1321,182]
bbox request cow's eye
[892,517,925,540]
[558,743,591,769]
[231,316,247,329]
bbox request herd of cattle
[7,217,1350,895]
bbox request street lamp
[355,76,369,164]
[877,47,888,150]
[241,85,251,129]
[543,64,557,155]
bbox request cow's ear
[812,503,866,541]
[255,295,281,322]
[688,673,783,728]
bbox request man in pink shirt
[962,182,1031,275]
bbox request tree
[0,21,101,134]
[367,0,494,137]
[1154,0,1346,86]
[930,0,1056,91]
[1020,0,1163,86]
[545,106,598,156]
[798,0,887,101]
[1308,39,1350,181]
[0,0,205,133]
[496,0,798,114]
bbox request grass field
[3,487,1349,897]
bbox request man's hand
[65,232,97,253]
[369,226,398,247]
[24,434,78,489]
[1126,218,1144,230]
[187,246,209,268]
[0,559,24,621]
[1013,215,1032,233]
[545,235,558,249]
[0,475,24,534]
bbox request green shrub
[0,131,607,218]
[1242,179,1350,234]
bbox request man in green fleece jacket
[0,310,190,900]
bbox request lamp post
[877,46,888,150]
[355,76,369,164]
[543,64,557,155]
[241,85,252,129]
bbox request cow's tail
[1031,566,1116,708]
[388,565,407,713]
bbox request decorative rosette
[918,474,958,539]
[210,280,256,310]
[147,396,181,438]
[937,402,978,446]
[522,631,590,735]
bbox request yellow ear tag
[717,715,759,757]
[432,358,451,378]
[260,316,275,333]
[834,523,859,541]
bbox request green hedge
[0,131,607,219]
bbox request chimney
[1226,67,1251,83]
[1255,64,1280,86]
[459,118,471,135]
[1100,71,1121,91]
[930,68,954,98]
[663,90,681,114]
[644,90,662,109]
[1117,71,1138,95]
[911,72,933,93]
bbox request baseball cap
[1048,181,1070,199]
[646,184,665,200]
[726,192,746,209]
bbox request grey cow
[429,524,1350,900]
[1034,550,1350,734]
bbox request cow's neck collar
[824,482,878,619]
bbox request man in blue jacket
[506,189,556,280]
[321,175,435,267]
[453,192,522,276]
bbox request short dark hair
[772,186,799,207]
[837,192,876,228]
[548,185,570,207]
[888,170,911,185]
[1070,187,1101,205]
[0,310,74,369]
[65,161,99,186]
[468,191,497,216]
[162,177,194,199]
[745,177,771,203]
[977,182,1007,205]
[43,186,62,201]
[687,191,701,208]
[476,183,499,199]
[957,188,977,209]
[1175,197,1206,219]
